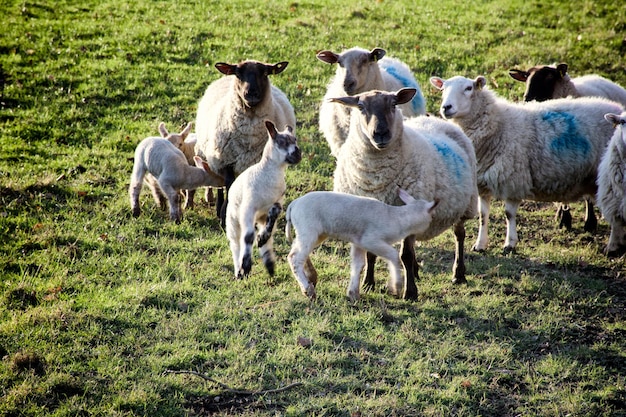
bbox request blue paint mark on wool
[429,139,466,180]
[381,64,424,115]
[541,111,590,158]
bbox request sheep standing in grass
[286,189,437,302]
[430,75,624,253]
[195,60,296,224]
[317,47,426,157]
[596,112,626,257]
[332,88,478,300]
[129,134,225,223]
[226,120,301,279]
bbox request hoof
[471,245,486,253]
[502,246,515,256]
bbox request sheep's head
[317,47,386,95]
[605,112,626,145]
[158,122,192,148]
[430,76,485,120]
[215,60,289,108]
[508,63,568,102]
[330,88,415,150]
[264,120,301,165]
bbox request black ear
[215,62,237,75]
[509,69,529,82]
[396,88,417,105]
[370,48,386,62]
[269,61,289,75]
[316,50,339,64]
[329,96,360,107]
[265,120,278,139]
[556,63,568,78]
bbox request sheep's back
[378,57,426,117]
[573,75,626,106]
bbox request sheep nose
[344,80,356,94]
[442,104,452,112]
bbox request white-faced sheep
[430,75,624,253]
[129,134,225,223]
[596,112,626,257]
[225,120,301,279]
[286,189,437,302]
[195,60,296,224]
[316,47,426,157]
[332,88,478,300]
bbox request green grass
[2,0,626,415]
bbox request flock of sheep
[129,46,626,301]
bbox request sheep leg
[605,220,626,258]
[400,235,418,300]
[452,220,467,284]
[258,203,282,247]
[583,198,597,233]
[218,166,236,227]
[227,220,242,278]
[288,239,317,299]
[239,230,255,278]
[347,244,367,302]
[159,183,182,224]
[362,241,403,298]
[129,167,145,217]
[473,195,491,252]
[503,200,521,254]
[304,257,318,287]
[184,189,195,210]
[362,252,377,292]
[555,203,572,230]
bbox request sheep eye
[465,86,473,92]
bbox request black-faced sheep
[194,60,296,223]
[332,88,478,300]
[430,75,624,253]
[317,47,426,157]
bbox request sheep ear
[193,155,205,169]
[181,122,192,138]
[396,88,417,105]
[285,125,294,134]
[370,48,386,62]
[398,188,415,205]
[475,76,487,90]
[556,63,568,78]
[428,199,439,213]
[316,50,339,64]
[158,122,168,138]
[265,120,278,139]
[430,77,445,91]
[605,113,621,127]
[269,62,289,75]
[509,69,529,82]
[329,96,360,107]
[215,62,237,75]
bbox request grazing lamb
[226,120,301,278]
[332,88,478,300]
[195,60,296,224]
[317,47,426,157]
[129,135,225,223]
[430,75,624,253]
[286,189,437,302]
[596,112,626,257]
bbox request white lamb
[430,75,624,253]
[596,111,626,257]
[129,134,225,223]
[332,88,478,300]
[195,60,296,223]
[226,120,301,278]
[317,47,426,157]
[286,189,437,302]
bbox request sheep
[129,133,225,224]
[596,111,626,257]
[316,47,426,157]
[286,189,437,302]
[429,75,624,253]
[509,63,626,231]
[331,87,478,300]
[194,60,296,224]
[225,120,301,279]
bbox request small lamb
[596,112,626,257]
[129,132,224,223]
[226,120,301,278]
[286,189,437,302]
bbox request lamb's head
[330,88,416,150]
[158,122,192,148]
[398,188,438,236]
[317,47,386,95]
[605,111,626,144]
[430,75,486,120]
[264,120,301,165]
[509,63,568,102]
[215,60,289,108]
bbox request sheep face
[330,88,416,150]
[317,47,386,95]
[430,76,486,120]
[264,120,301,165]
[509,64,569,102]
[158,121,192,148]
[215,60,289,108]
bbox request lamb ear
[370,48,386,61]
[397,188,415,205]
[396,88,417,105]
[269,61,289,75]
[605,113,622,127]
[285,125,294,134]
[158,122,168,138]
[265,120,278,139]
[509,69,528,82]
[556,63,568,78]
[215,62,237,75]
[181,122,192,138]
[329,96,360,107]
[430,77,445,91]
[193,155,205,169]
[316,50,339,64]
[428,199,440,213]
[475,76,487,90]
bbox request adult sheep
[195,60,296,224]
[596,111,626,257]
[430,75,624,253]
[332,88,477,300]
[317,47,426,157]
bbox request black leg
[362,252,377,292]
[401,235,418,300]
[452,221,467,284]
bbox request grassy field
[1,0,626,416]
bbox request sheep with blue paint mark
[316,47,426,157]
[430,75,624,253]
[332,88,477,300]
